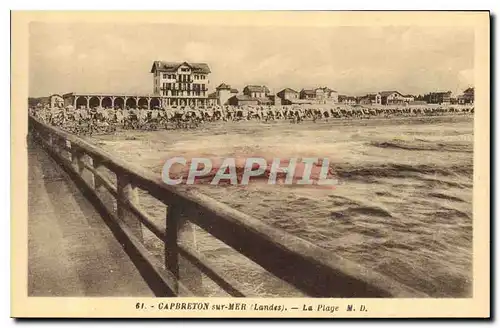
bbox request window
[163,73,167,79]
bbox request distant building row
[215,86,474,107]
[338,88,474,106]
[31,60,474,109]
[213,85,339,107]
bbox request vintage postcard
[11,11,490,318]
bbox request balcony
[176,78,194,83]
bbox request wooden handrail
[29,115,429,298]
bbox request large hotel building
[62,61,213,109]
[151,61,211,107]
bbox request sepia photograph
[11,10,490,318]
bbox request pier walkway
[28,140,153,296]
[26,115,428,298]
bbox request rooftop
[216,83,231,90]
[379,91,403,97]
[300,89,316,95]
[244,85,270,93]
[317,87,338,93]
[278,88,299,94]
[150,61,211,74]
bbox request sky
[29,22,474,98]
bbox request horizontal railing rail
[28,115,429,298]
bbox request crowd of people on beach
[29,103,474,136]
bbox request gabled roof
[317,87,338,93]
[379,91,403,97]
[151,61,211,74]
[300,89,316,96]
[243,85,270,93]
[278,88,298,94]
[216,83,231,90]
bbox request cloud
[29,23,475,97]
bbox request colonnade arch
[71,95,199,110]
[75,96,87,109]
[137,98,149,109]
[150,98,161,109]
[101,97,113,108]
[88,96,100,108]
[114,97,125,109]
[125,97,137,109]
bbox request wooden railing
[28,115,428,298]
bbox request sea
[88,115,473,297]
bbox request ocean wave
[428,192,465,203]
[91,116,473,298]
[369,140,472,153]
[332,162,473,181]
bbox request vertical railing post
[47,131,54,147]
[165,204,180,289]
[54,136,66,159]
[54,136,64,156]
[71,143,84,175]
[117,173,143,242]
[165,204,202,296]
[89,157,102,191]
